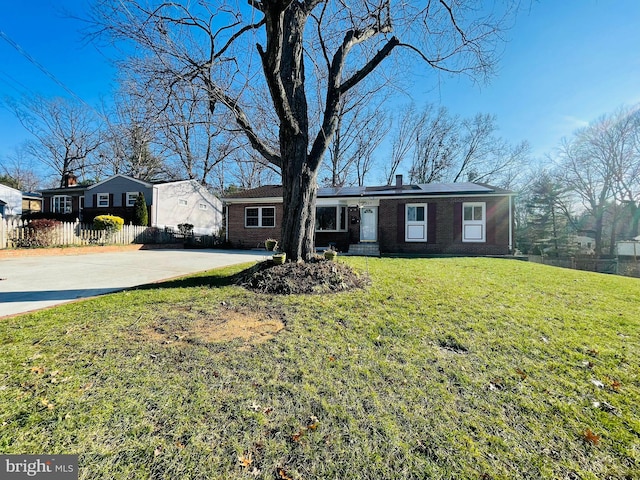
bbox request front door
[360,207,378,242]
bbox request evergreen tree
[133,192,148,226]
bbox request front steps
[347,243,380,257]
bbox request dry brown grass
[140,306,285,347]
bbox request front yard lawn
[1,257,638,479]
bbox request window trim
[315,205,347,232]
[462,202,486,243]
[126,192,139,207]
[97,193,110,208]
[245,206,276,228]
[52,195,72,214]
[405,203,427,242]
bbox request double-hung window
[315,206,347,232]
[97,193,110,208]
[126,192,139,207]
[462,202,486,242]
[53,195,72,214]
[405,204,427,242]
[245,206,276,227]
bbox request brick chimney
[395,174,403,189]
[62,173,77,187]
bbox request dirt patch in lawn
[143,307,285,346]
[235,257,369,294]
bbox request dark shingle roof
[223,182,514,200]
[224,185,283,199]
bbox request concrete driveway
[0,249,269,318]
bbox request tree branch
[208,83,281,169]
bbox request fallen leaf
[154,446,162,457]
[40,398,55,410]
[291,430,304,442]
[30,366,45,374]
[609,379,621,392]
[307,415,319,430]
[328,356,336,362]
[249,402,261,411]
[238,454,252,468]
[263,407,273,414]
[175,442,185,449]
[276,467,294,480]
[515,368,527,380]
[587,349,599,357]
[583,428,600,445]
[250,467,261,477]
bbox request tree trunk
[261,4,317,261]
[281,151,318,261]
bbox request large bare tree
[92,0,514,261]
[7,96,102,187]
[400,106,529,187]
[557,105,640,254]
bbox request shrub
[94,215,124,233]
[133,192,148,226]
[29,219,61,247]
[178,223,194,236]
[10,219,61,248]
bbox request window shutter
[109,194,114,207]
[453,202,462,242]
[397,203,405,243]
[427,203,437,243]
[122,193,126,207]
[44,197,50,212]
[92,194,97,208]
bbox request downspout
[508,195,513,253]
[225,203,229,242]
[152,186,159,227]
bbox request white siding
[0,184,23,218]
[153,181,222,234]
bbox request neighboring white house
[152,179,223,235]
[0,184,22,219]
[570,235,596,254]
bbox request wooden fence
[0,218,178,249]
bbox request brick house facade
[223,177,515,256]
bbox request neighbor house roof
[40,185,90,194]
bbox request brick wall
[226,202,284,249]
[379,196,512,255]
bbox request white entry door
[360,207,378,242]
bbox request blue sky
[1,1,640,172]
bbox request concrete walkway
[0,249,269,318]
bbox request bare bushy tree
[557,105,640,254]
[91,0,516,260]
[6,96,102,186]
[389,104,529,187]
[100,90,166,181]
[0,145,42,191]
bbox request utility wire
[0,29,96,112]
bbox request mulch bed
[235,257,369,295]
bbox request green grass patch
[1,257,639,479]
